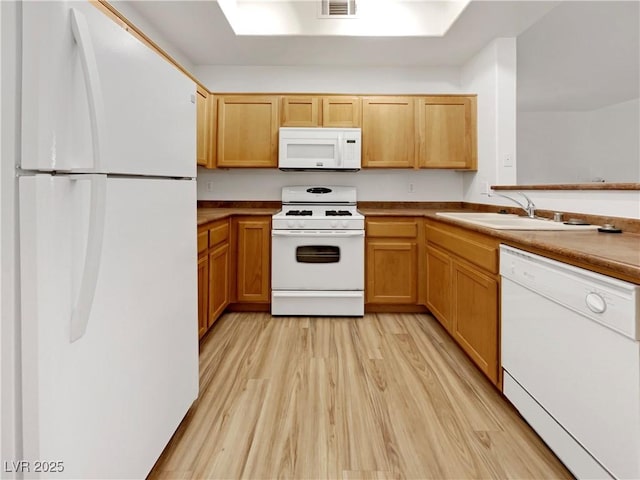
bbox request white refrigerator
[4,1,198,478]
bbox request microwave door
[282,138,338,169]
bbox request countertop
[361,207,640,283]
[197,206,640,283]
[197,207,280,226]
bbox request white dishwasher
[500,245,640,480]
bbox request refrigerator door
[22,1,195,177]
[19,175,198,479]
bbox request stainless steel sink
[435,212,599,231]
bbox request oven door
[271,230,364,290]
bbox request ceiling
[122,0,559,67]
[216,0,471,37]
[122,1,639,111]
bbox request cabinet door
[361,97,415,167]
[217,96,279,167]
[417,96,477,170]
[209,243,229,326]
[322,96,361,127]
[366,239,417,303]
[207,94,217,168]
[426,245,452,333]
[236,217,271,302]
[196,87,209,167]
[281,96,320,127]
[452,259,498,384]
[197,253,209,339]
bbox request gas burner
[285,210,312,216]
[326,210,353,216]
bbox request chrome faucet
[488,191,536,218]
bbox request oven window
[296,246,340,263]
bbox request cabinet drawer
[427,223,498,274]
[366,219,418,238]
[209,220,229,248]
[197,231,209,254]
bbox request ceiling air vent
[319,0,357,18]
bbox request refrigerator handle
[70,8,106,172]
[70,174,107,342]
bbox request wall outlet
[481,180,490,195]
[206,181,214,192]
[408,182,415,194]
[503,153,513,167]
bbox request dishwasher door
[500,245,640,480]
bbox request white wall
[195,65,465,201]
[1,0,21,472]
[518,98,640,184]
[521,190,640,219]
[195,65,461,94]
[460,38,517,206]
[197,168,463,201]
[0,0,3,466]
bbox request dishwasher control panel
[500,245,640,341]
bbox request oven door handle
[272,230,364,237]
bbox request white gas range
[271,186,365,316]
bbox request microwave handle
[337,134,343,167]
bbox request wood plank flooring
[149,313,571,480]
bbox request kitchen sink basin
[435,212,599,231]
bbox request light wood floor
[149,313,571,480]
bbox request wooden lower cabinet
[208,243,229,327]
[425,219,500,386]
[425,244,452,332]
[197,219,230,340]
[197,253,209,339]
[366,240,417,303]
[235,217,271,303]
[365,218,419,305]
[452,259,499,383]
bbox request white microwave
[278,127,361,171]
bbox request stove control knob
[330,220,338,228]
[297,220,305,228]
[287,220,295,228]
[341,220,349,228]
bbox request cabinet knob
[585,292,606,314]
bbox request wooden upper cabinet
[281,96,320,127]
[361,97,415,168]
[280,95,361,127]
[322,96,361,127]
[207,94,217,168]
[417,95,477,170]
[217,96,279,167]
[196,86,209,167]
